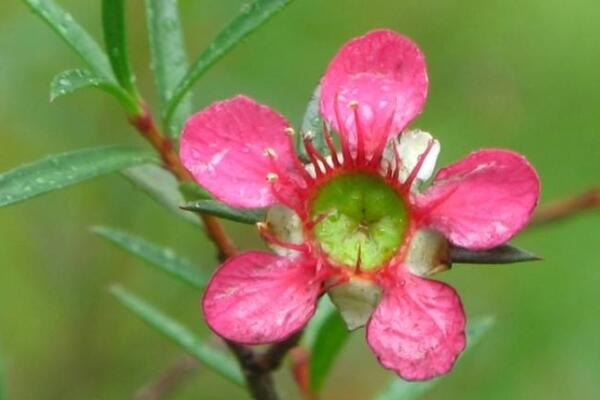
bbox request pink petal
[416,149,540,249]
[202,251,322,344]
[180,95,301,208]
[320,29,428,156]
[366,271,466,381]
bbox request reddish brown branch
[530,187,600,226]
[129,108,237,261]
[134,356,198,400]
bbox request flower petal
[320,29,428,155]
[366,272,466,381]
[416,149,540,249]
[202,251,322,344]
[180,95,301,208]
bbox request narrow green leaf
[144,0,192,136]
[23,0,114,80]
[182,200,265,224]
[179,181,212,202]
[110,285,244,385]
[93,226,207,289]
[306,297,349,393]
[450,244,542,265]
[49,68,131,105]
[297,83,327,161]
[101,0,138,96]
[164,0,296,127]
[374,316,495,400]
[122,164,199,226]
[0,146,156,208]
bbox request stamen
[402,139,435,192]
[264,147,277,158]
[256,222,307,252]
[392,138,402,181]
[370,99,398,167]
[350,101,366,165]
[302,131,331,176]
[322,122,341,167]
[306,208,336,229]
[334,93,352,165]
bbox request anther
[266,172,279,182]
[284,127,296,136]
[264,147,277,158]
[348,100,359,109]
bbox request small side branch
[530,187,600,227]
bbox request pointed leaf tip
[181,200,266,224]
[449,244,542,265]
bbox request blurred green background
[1,0,599,399]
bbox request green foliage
[144,0,192,136]
[450,244,541,265]
[374,317,495,400]
[122,165,200,226]
[109,286,244,385]
[93,226,207,289]
[101,0,139,97]
[0,146,156,208]
[182,200,265,224]
[23,0,113,79]
[304,298,349,393]
[49,68,130,104]
[0,349,5,400]
[163,0,297,128]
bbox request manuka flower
[180,29,540,380]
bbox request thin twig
[530,187,600,226]
[134,355,199,400]
[127,105,296,400]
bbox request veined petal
[366,272,466,381]
[202,251,322,344]
[320,29,428,156]
[180,95,301,208]
[416,149,540,249]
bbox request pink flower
[180,29,540,381]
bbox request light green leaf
[122,164,199,226]
[450,244,542,265]
[110,285,244,385]
[23,0,114,80]
[164,0,296,127]
[297,83,328,161]
[304,297,349,393]
[374,316,495,400]
[178,181,212,202]
[0,146,156,208]
[182,200,265,224]
[93,226,207,289]
[144,0,192,136]
[49,68,131,105]
[101,0,139,96]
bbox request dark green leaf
[297,83,328,161]
[374,316,495,400]
[178,182,212,202]
[101,0,139,96]
[144,0,192,136]
[23,0,114,80]
[304,297,349,393]
[110,285,244,385]
[182,200,265,224]
[450,244,542,265]
[0,146,156,208]
[93,226,207,289]
[164,0,296,127]
[122,164,199,226]
[49,68,131,105]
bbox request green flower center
[310,172,409,271]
